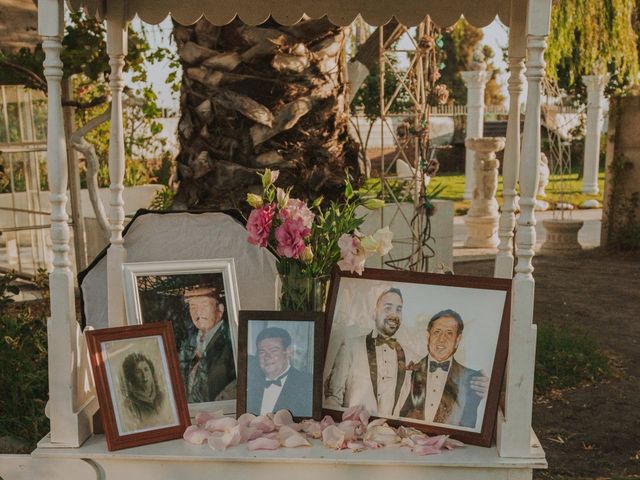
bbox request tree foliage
[439,19,504,106]
[546,0,639,98]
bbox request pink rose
[247,203,276,248]
[275,218,310,259]
[279,198,315,230]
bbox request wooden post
[106,15,128,327]
[494,1,526,279]
[497,0,552,458]
[38,0,92,447]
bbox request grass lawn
[431,172,605,215]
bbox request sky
[137,17,511,109]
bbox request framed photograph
[122,259,240,415]
[322,268,511,447]
[85,322,190,451]
[237,311,323,420]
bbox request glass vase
[278,273,330,312]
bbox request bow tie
[429,360,450,373]
[375,336,398,348]
[265,373,287,388]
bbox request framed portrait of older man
[122,259,240,414]
[237,311,323,419]
[323,268,511,447]
[85,322,190,451]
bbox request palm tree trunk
[172,17,363,212]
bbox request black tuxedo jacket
[399,356,482,428]
[246,362,313,417]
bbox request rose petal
[248,427,264,441]
[347,441,366,452]
[364,425,400,446]
[205,416,238,432]
[342,405,365,422]
[279,427,311,448]
[413,434,448,449]
[208,431,230,451]
[237,412,256,427]
[300,420,323,439]
[195,410,224,426]
[322,425,346,450]
[320,415,336,430]
[250,415,276,433]
[412,444,442,455]
[183,425,211,444]
[364,439,381,449]
[248,437,281,451]
[444,438,465,450]
[273,410,294,427]
[337,421,357,441]
[367,418,387,429]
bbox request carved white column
[581,74,607,194]
[461,67,490,200]
[497,0,553,459]
[495,27,526,279]
[106,18,128,327]
[38,0,92,447]
[464,137,505,248]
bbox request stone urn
[541,218,584,255]
[464,137,505,248]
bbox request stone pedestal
[464,137,505,248]
[461,67,491,200]
[541,219,584,255]
[582,74,607,194]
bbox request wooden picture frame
[121,259,240,415]
[85,322,190,451]
[237,310,323,420]
[322,267,511,447]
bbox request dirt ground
[456,249,640,479]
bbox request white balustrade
[106,17,128,327]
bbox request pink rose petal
[300,420,323,439]
[347,441,366,452]
[237,412,256,427]
[444,438,465,450]
[273,410,294,427]
[364,439,381,449]
[364,425,400,446]
[248,437,280,451]
[367,418,388,429]
[250,415,276,433]
[247,427,264,441]
[413,434,448,449]
[412,444,442,456]
[183,425,211,444]
[322,425,346,450]
[279,426,311,448]
[207,431,230,451]
[205,416,238,432]
[195,410,224,426]
[320,415,336,430]
[337,421,357,441]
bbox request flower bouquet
[246,169,393,311]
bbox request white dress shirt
[423,357,452,422]
[374,336,398,416]
[260,364,290,415]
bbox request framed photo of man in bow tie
[323,268,511,447]
[237,311,323,419]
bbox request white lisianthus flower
[246,193,264,208]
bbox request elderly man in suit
[324,287,411,417]
[247,327,313,417]
[180,286,236,404]
[399,309,484,428]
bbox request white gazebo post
[106,14,128,327]
[497,0,552,459]
[461,66,490,200]
[38,0,92,447]
[581,74,607,195]
[495,14,526,279]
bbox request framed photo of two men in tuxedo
[322,268,511,447]
[236,311,323,419]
